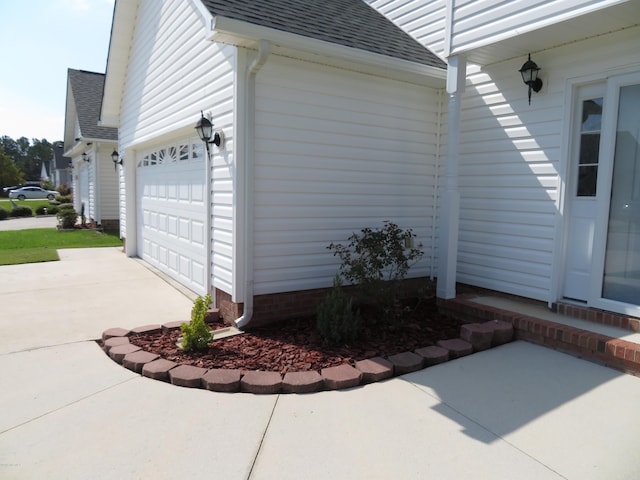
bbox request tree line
[0,135,59,188]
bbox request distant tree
[0,136,55,181]
[0,147,24,188]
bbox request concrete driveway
[1,247,640,479]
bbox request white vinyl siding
[118,164,126,238]
[449,0,626,55]
[252,55,443,295]
[118,0,235,148]
[96,143,119,223]
[117,0,236,292]
[365,0,448,59]
[456,26,640,301]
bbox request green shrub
[57,185,72,196]
[10,206,33,217]
[35,205,52,215]
[328,221,423,323]
[180,294,213,352]
[56,195,72,204]
[58,203,74,210]
[46,205,59,215]
[0,207,7,220]
[56,208,78,229]
[316,275,362,345]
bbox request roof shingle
[68,69,118,141]
[201,0,445,69]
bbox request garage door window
[138,138,204,167]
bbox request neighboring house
[367,0,640,317]
[100,0,447,327]
[39,160,50,183]
[52,143,72,189]
[63,69,119,229]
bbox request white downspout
[235,40,270,329]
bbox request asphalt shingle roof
[54,144,71,169]
[201,0,445,69]
[68,69,118,141]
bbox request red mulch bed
[129,298,463,375]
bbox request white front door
[599,80,640,308]
[562,73,640,316]
[563,84,605,301]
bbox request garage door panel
[137,138,207,295]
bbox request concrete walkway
[1,248,640,479]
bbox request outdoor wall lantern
[82,152,90,163]
[195,111,224,156]
[519,53,543,105]
[111,150,123,166]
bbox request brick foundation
[100,219,120,231]
[213,277,433,328]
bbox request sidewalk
[0,215,58,231]
[1,249,639,479]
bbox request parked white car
[8,186,59,201]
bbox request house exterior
[63,69,120,229]
[100,0,447,327]
[52,143,72,189]
[367,0,640,317]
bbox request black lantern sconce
[519,54,543,105]
[111,150,123,169]
[82,152,90,163]
[195,111,225,157]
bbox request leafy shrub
[316,275,362,345]
[328,221,423,322]
[56,208,78,229]
[0,207,7,220]
[56,195,72,204]
[35,206,51,215]
[46,205,59,215]
[181,294,213,352]
[57,184,72,196]
[58,203,74,210]
[10,206,33,217]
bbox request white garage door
[136,138,207,295]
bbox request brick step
[441,295,640,376]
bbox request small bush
[56,208,78,229]
[0,207,7,220]
[58,203,74,210]
[35,206,51,215]
[57,184,72,196]
[328,221,423,323]
[10,206,33,217]
[56,195,72,204]
[316,275,362,345]
[180,294,213,352]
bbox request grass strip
[0,228,122,265]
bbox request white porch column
[437,54,466,299]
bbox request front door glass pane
[602,84,640,303]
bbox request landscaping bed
[128,298,464,375]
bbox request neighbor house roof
[201,0,445,69]
[54,143,71,170]
[68,69,118,142]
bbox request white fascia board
[211,16,446,87]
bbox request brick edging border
[100,320,514,395]
[441,296,640,377]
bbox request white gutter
[234,39,270,329]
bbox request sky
[0,0,115,143]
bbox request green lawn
[0,228,123,265]
[0,199,52,215]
